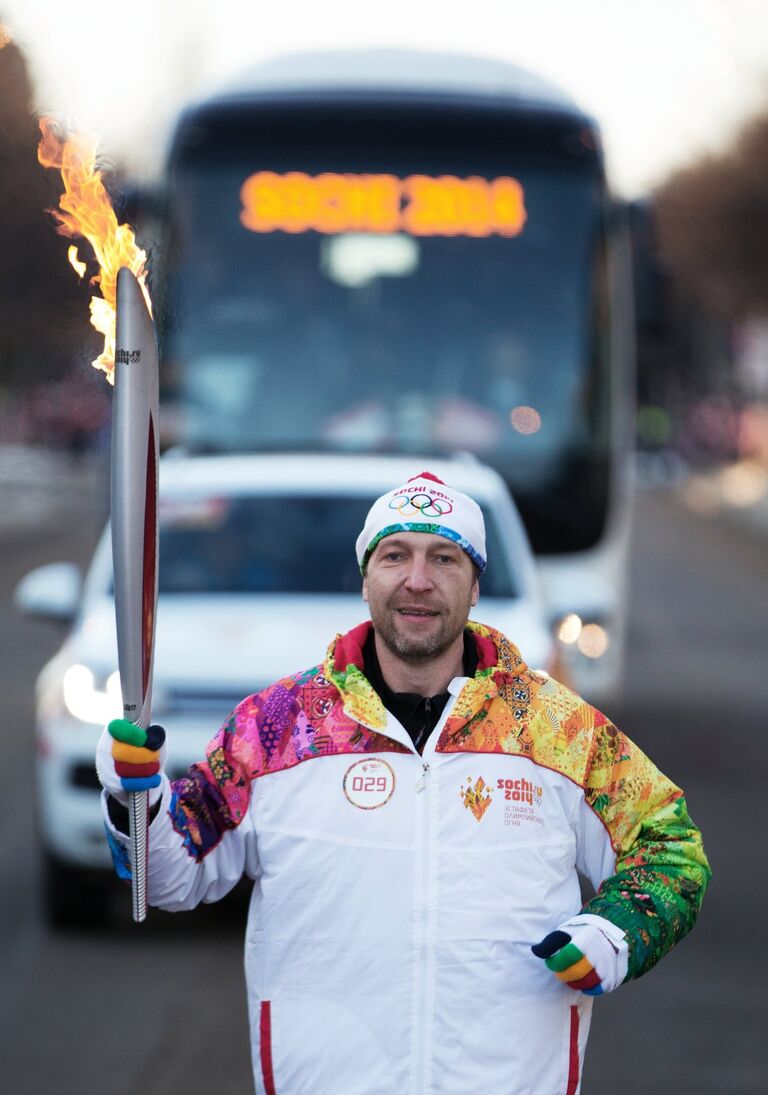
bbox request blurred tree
[654,108,768,319]
[0,32,98,390]
[633,109,768,468]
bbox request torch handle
[129,791,149,922]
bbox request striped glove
[532,915,628,996]
[96,718,167,806]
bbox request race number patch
[343,758,396,810]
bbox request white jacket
[103,621,710,1094]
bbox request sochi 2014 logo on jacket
[343,758,396,810]
[498,777,545,829]
[460,774,545,827]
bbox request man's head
[356,472,485,664]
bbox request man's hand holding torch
[96,720,166,808]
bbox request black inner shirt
[363,629,479,754]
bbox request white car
[16,453,555,926]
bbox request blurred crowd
[0,371,110,455]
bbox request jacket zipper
[411,692,460,1093]
[413,758,434,1094]
[415,697,433,754]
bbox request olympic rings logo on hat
[389,492,454,518]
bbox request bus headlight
[62,665,122,725]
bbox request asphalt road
[1,453,766,1094]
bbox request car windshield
[157,494,517,597]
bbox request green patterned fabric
[582,794,710,980]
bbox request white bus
[149,50,635,703]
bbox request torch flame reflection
[37,116,151,382]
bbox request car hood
[68,594,551,693]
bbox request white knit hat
[356,471,487,575]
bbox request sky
[3,0,768,195]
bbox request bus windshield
[161,115,610,554]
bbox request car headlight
[554,614,610,659]
[62,665,122,724]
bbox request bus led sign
[240,172,526,238]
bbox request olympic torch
[111,266,160,923]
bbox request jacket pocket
[260,1001,276,1095]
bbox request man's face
[362,532,479,664]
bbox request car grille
[71,764,102,791]
[70,761,193,791]
[157,686,253,717]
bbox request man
[97,471,710,1095]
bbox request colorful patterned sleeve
[577,716,711,981]
[168,687,277,860]
[168,671,318,861]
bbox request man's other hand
[531,915,628,996]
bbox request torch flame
[37,116,152,381]
[68,245,87,279]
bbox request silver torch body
[111,266,159,923]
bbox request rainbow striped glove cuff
[531,915,629,996]
[96,719,167,806]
